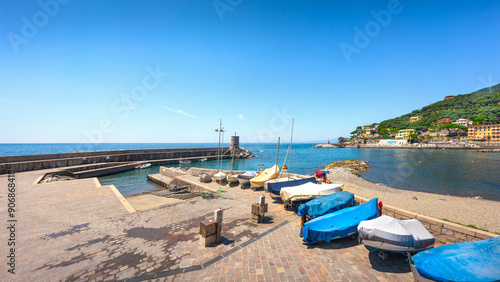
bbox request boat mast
[275,137,280,177]
[289,118,294,180]
[216,119,223,172]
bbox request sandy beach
[326,167,500,234]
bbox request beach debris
[474,196,483,200]
[201,193,214,199]
[216,190,227,193]
[412,196,418,200]
[439,198,447,201]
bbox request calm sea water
[1,143,499,200]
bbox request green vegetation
[381,84,500,130]
[441,218,500,235]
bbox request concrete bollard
[214,208,223,223]
[199,219,217,247]
[214,208,223,243]
[251,196,268,223]
[199,208,223,247]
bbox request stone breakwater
[323,160,369,177]
[0,147,255,176]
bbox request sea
[1,143,499,200]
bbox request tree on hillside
[379,89,500,129]
[409,133,418,143]
[473,115,489,125]
[338,137,347,144]
[350,126,363,137]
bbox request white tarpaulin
[280,182,343,203]
[358,215,434,249]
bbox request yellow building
[396,129,415,139]
[410,116,423,122]
[468,124,500,141]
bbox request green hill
[380,83,500,130]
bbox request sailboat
[266,118,315,194]
[237,171,258,185]
[213,119,226,183]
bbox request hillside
[381,83,500,130]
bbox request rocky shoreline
[323,160,369,177]
[312,144,339,148]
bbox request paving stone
[0,169,413,281]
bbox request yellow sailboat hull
[250,165,279,188]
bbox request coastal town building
[455,118,470,127]
[378,139,408,146]
[439,118,451,124]
[396,129,415,139]
[445,95,454,100]
[410,116,423,122]
[468,124,500,141]
[360,124,375,138]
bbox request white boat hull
[213,172,227,182]
[238,178,250,185]
[362,240,434,254]
[199,173,211,183]
[226,174,238,183]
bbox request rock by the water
[323,160,370,177]
[312,144,338,148]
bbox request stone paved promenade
[0,168,413,281]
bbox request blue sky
[1,0,499,143]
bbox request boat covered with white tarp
[280,182,343,205]
[358,215,435,253]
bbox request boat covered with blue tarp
[409,236,500,282]
[300,198,379,244]
[267,176,316,195]
[296,191,354,219]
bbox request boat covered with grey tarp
[358,215,435,253]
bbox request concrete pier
[0,147,254,176]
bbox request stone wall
[355,196,498,244]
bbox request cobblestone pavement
[0,168,413,281]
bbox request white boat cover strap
[358,215,435,249]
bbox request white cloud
[162,105,198,119]
[236,113,245,120]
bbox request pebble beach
[326,167,500,234]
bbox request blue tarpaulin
[411,237,500,281]
[296,191,354,219]
[300,198,379,244]
[267,177,316,195]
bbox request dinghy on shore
[267,176,316,195]
[237,171,258,185]
[249,165,279,189]
[358,215,434,256]
[280,182,343,207]
[297,191,354,220]
[213,171,227,182]
[408,237,500,282]
[300,198,379,244]
[199,172,211,183]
